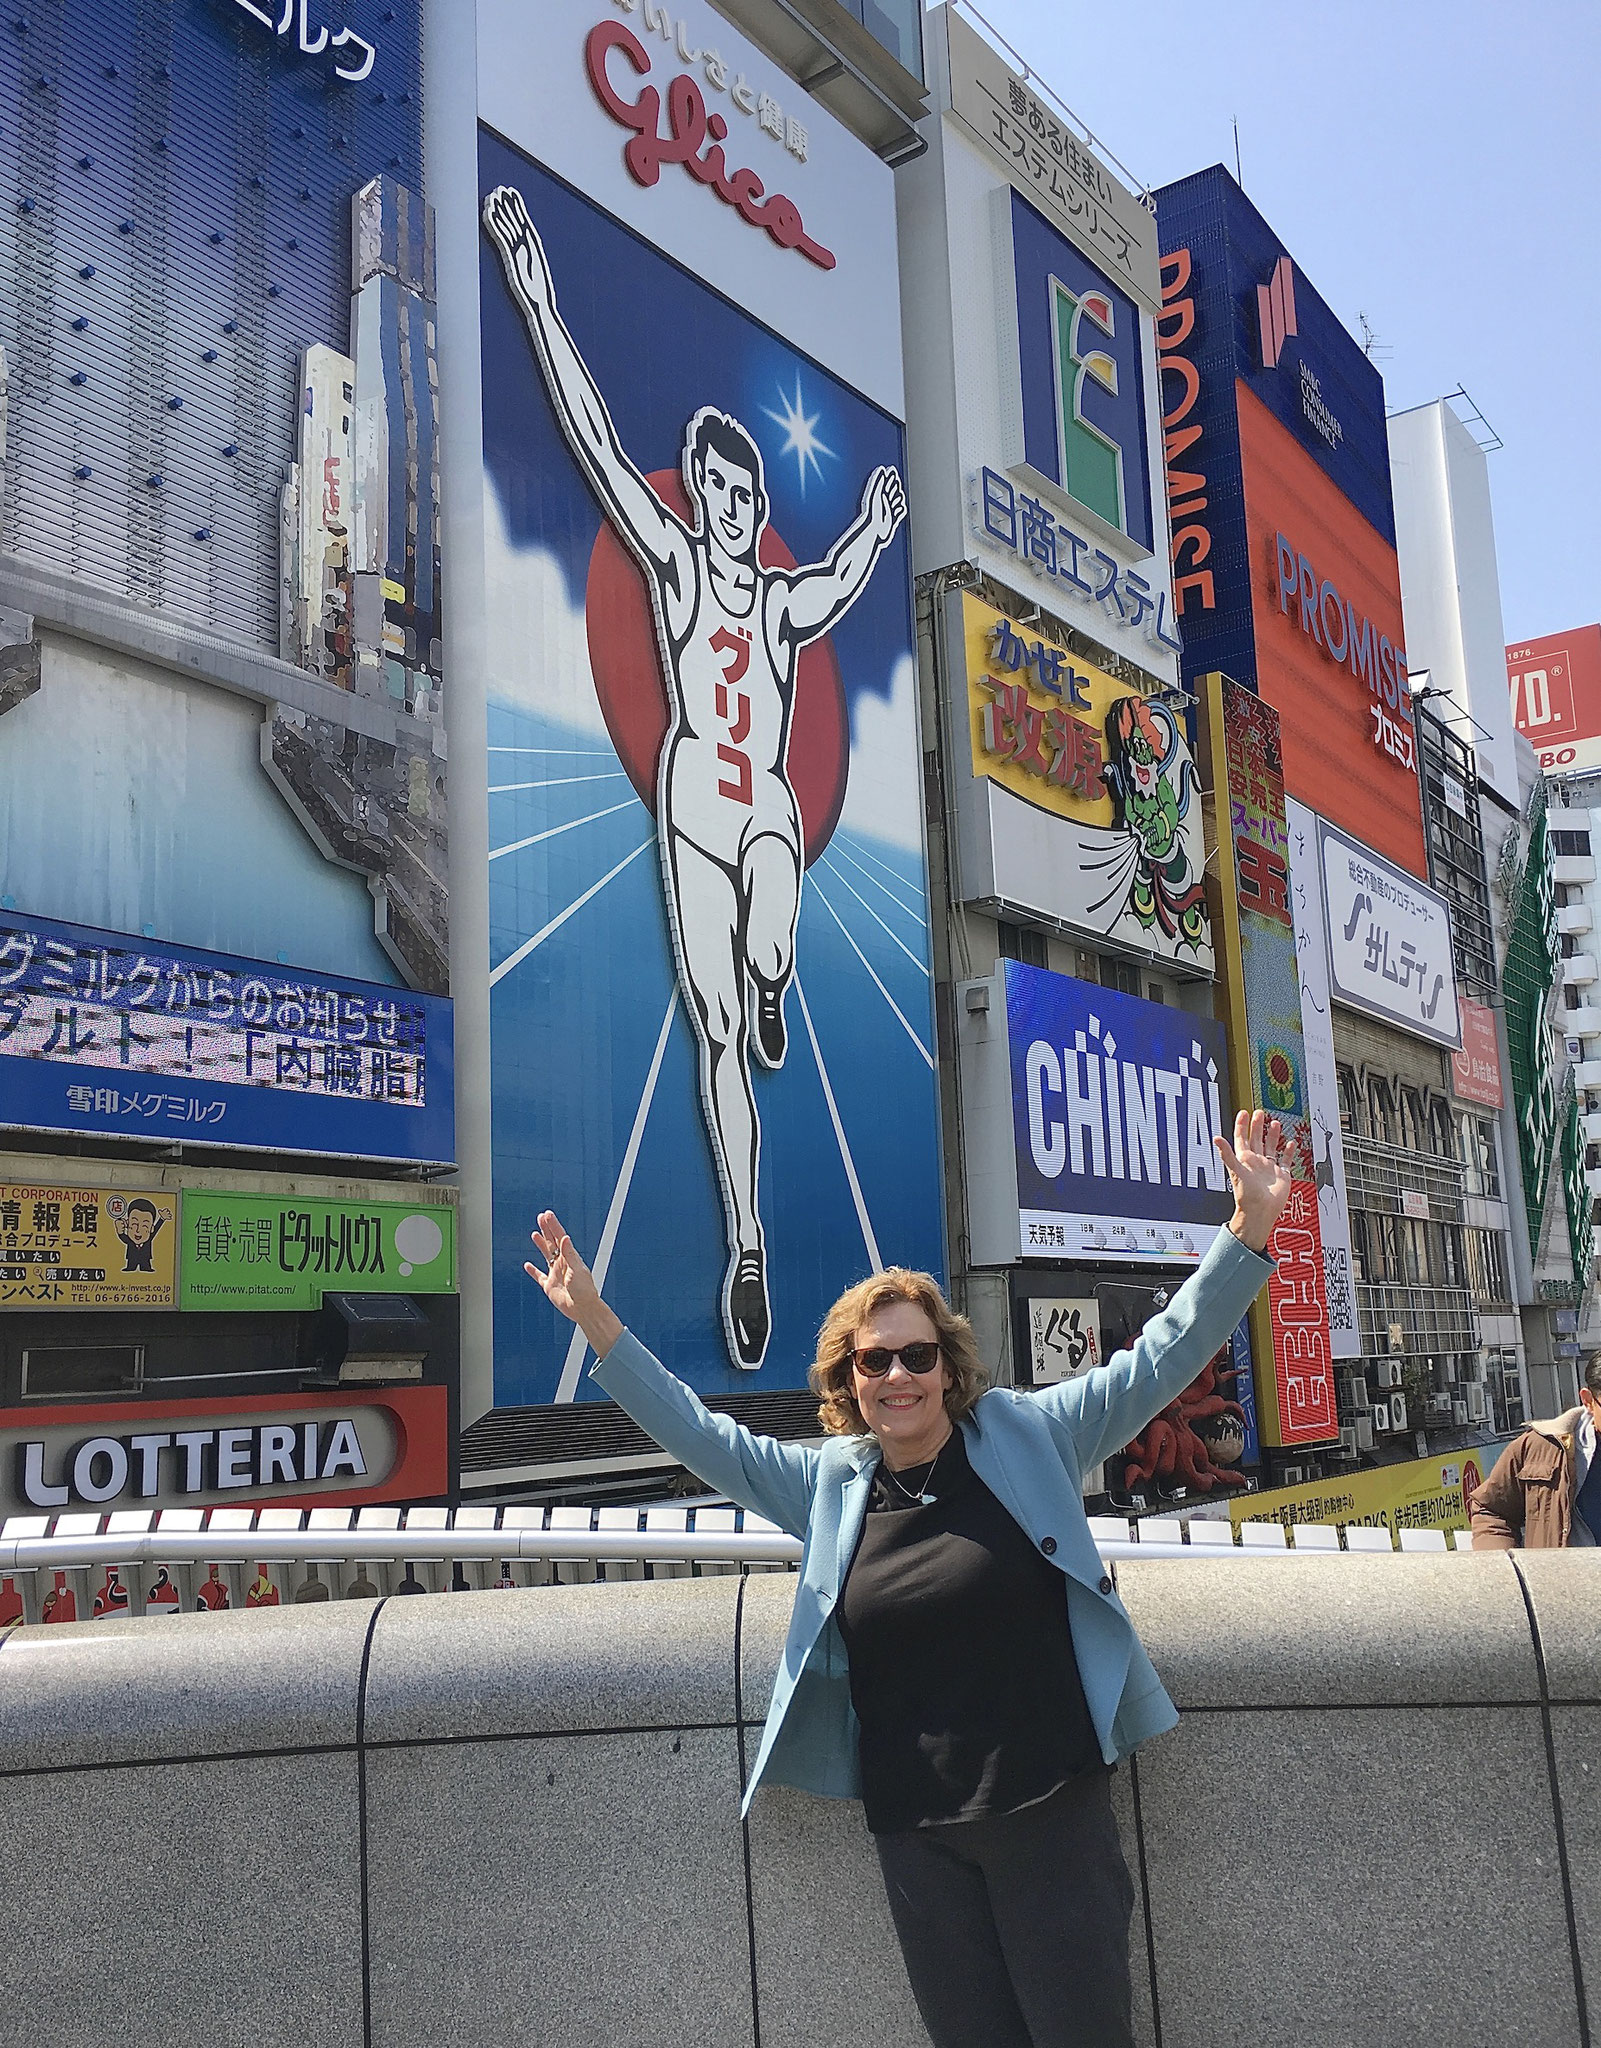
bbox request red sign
[1265,1181,1338,1445]
[1451,996,1504,1109]
[0,1385,448,1518]
[1507,625,1601,773]
[1238,384,1427,880]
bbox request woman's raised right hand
[525,1210,623,1357]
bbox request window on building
[1097,954,1141,997]
[1146,983,1165,1006]
[997,920,1048,970]
[1465,1230,1510,1305]
[1457,1113,1501,1198]
[1563,932,1579,959]
[1367,1076,1396,1146]
[1566,985,1583,1012]
[1552,829,1593,857]
[1400,1088,1429,1154]
[1338,1064,1361,1139]
[20,1345,143,1401]
[840,0,924,79]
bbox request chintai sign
[959,958,1235,1267]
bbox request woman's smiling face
[851,1298,953,1467]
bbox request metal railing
[1342,1134,1468,1222]
[0,1502,1478,1622]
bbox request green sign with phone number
[177,1192,456,1311]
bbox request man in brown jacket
[1471,1359,1601,1548]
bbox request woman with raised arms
[524,1108,1291,2048]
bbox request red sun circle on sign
[584,470,849,866]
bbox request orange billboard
[1237,384,1428,878]
[1507,625,1601,774]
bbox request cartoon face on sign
[483,177,915,1376]
[1102,697,1207,954]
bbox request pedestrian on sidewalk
[524,1110,1290,2048]
[1470,1358,1601,1548]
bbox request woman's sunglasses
[853,1342,941,1378]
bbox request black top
[836,1424,1099,1835]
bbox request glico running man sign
[473,0,942,1410]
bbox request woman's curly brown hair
[808,1267,990,1437]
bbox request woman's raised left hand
[1215,1108,1292,1253]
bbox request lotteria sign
[3,1388,447,1517]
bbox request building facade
[0,1,461,1539]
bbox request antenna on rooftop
[1232,117,1243,185]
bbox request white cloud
[836,654,927,854]
[482,483,613,741]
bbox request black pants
[873,1770,1136,2048]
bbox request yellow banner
[1231,1447,1500,1539]
[0,1183,178,1309]
[963,592,1123,824]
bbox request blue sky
[964,0,1600,643]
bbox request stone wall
[0,1551,1593,2046]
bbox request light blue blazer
[590,1226,1273,1816]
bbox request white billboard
[899,6,1179,680]
[1319,818,1462,1050]
[1286,798,1360,1358]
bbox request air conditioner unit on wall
[1429,1392,1454,1416]
[1389,1393,1408,1431]
[1338,1426,1360,1458]
[1453,1400,1470,1426]
[1280,1466,1305,1487]
[1371,1400,1391,1433]
[1355,1416,1375,1451]
[1378,1360,1404,1390]
[1345,1376,1373,1410]
[1466,1384,1489,1421]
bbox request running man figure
[484,185,906,1369]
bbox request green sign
[1504,795,1560,1256]
[1562,1095,1594,1299]
[178,1192,456,1311]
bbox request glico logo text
[586,20,835,270]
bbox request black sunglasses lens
[856,1343,939,1377]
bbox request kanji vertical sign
[1199,674,1337,1447]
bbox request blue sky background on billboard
[969,0,1598,642]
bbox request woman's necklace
[881,1430,952,1507]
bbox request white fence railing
[0,1502,1478,1621]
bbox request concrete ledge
[1514,1550,1601,1700]
[0,1603,373,1772]
[1118,1550,1540,1707]
[363,1576,743,1744]
[0,1560,1593,2047]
